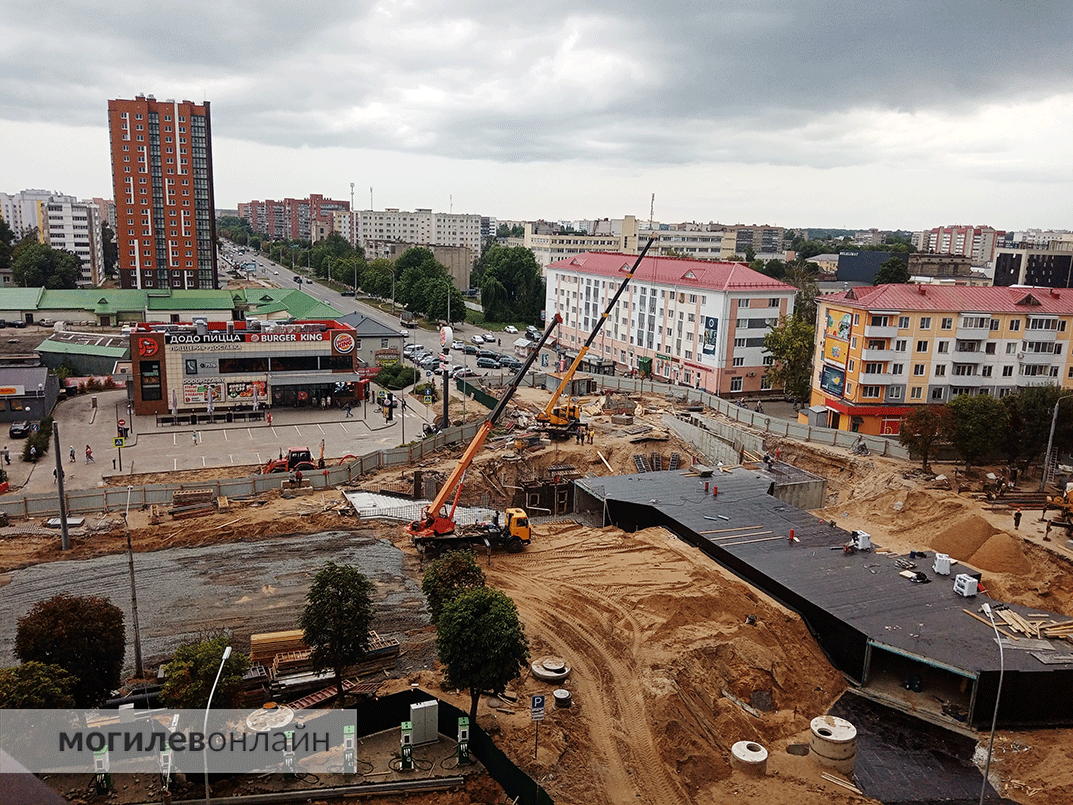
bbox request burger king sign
[333,332,356,354]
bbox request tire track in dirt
[490,544,688,805]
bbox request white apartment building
[545,251,796,395]
[334,208,483,264]
[912,225,1003,265]
[1,188,76,237]
[524,216,639,267]
[37,199,104,286]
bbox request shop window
[140,360,162,401]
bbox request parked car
[403,344,421,355]
[499,357,522,370]
[470,334,485,344]
[504,325,518,334]
[340,290,355,296]
[454,369,482,380]
[452,339,465,350]
[8,421,31,439]
[475,356,500,369]
[462,343,478,355]
[475,349,498,360]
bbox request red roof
[547,252,796,293]
[819,284,1073,314]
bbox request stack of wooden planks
[250,630,306,665]
[173,489,214,507]
[964,608,1073,643]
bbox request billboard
[824,339,846,364]
[701,316,719,357]
[824,307,852,341]
[183,382,224,405]
[819,365,845,397]
[226,380,267,402]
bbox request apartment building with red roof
[811,284,1073,435]
[544,251,796,395]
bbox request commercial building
[0,367,61,425]
[993,239,1073,289]
[545,251,796,395]
[107,95,218,290]
[129,319,366,417]
[810,284,1073,435]
[37,198,104,286]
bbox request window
[864,362,883,374]
[916,340,929,352]
[139,360,162,401]
[960,315,987,328]
[1006,343,1017,354]
[853,313,860,326]
[931,388,944,400]
[862,385,881,399]
[941,317,953,330]
[935,365,946,376]
[985,342,996,354]
[920,317,932,329]
[898,316,909,328]
[848,359,855,372]
[913,364,925,376]
[892,363,903,375]
[769,298,778,307]
[870,315,889,327]
[982,366,993,377]
[990,319,1000,331]
[895,339,907,352]
[1010,320,1021,331]
[730,377,743,392]
[732,357,744,367]
[888,386,902,400]
[937,341,949,353]
[851,337,857,349]
[953,365,975,376]
[867,340,885,350]
[734,338,746,347]
[910,386,923,399]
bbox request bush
[20,416,53,462]
[375,364,420,390]
[413,382,438,401]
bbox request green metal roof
[36,339,129,358]
[147,291,235,310]
[236,289,342,320]
[39,289,149,312]
[0,287,46,310]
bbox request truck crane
[535,235,656,439]
[405,313,563,554]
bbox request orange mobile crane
[405,313,563,553]
[535,235,656,439]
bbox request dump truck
[406,314,563,555]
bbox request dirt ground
[5,387,1073,804]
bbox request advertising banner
[824,308,852,341]
[824,339,846,364]
[226,380,267,402]
[183,382,224,405]
[701,316,719,356]
[819,365,846,397]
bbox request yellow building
[809,285,1073,435]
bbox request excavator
[535,235,655,439]
[406,313,563,554]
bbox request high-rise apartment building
[239,194,350,240]
[913,225,1004,265]
[37,199,104,286]
[107,95,218,289]
[0,189,75,237]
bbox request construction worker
[1013,509,1022,530]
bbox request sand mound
[968,532,1032,575]
[930,514,1000,560]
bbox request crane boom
[539,235,656,426]
[407,312,563,536]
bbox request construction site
[1,366,1072,804]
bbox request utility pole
[52,422,70,551]
[125,486,143,678]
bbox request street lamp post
[1039,394,1072,491]
[203,645,232,805]
[979,604,1004,805]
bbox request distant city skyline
[3,1,1072,230]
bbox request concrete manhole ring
[532,655,571,681]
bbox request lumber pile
[250,630,306,665]
[996,609,1073,643]
[173,489,214,507]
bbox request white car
[452,339,464,350]
[504,325,518,334]
[471,334,484,344]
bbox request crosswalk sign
[113,437,125,448]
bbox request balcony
[1024,328,1057,342]
[864,324,898,339]
[861,348,895,362]
[858,371,897,385]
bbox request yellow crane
[536,235,656,439]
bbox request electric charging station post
[531,693,545,758]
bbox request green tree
[1001,386,1073,471]
[0,217,15,274]
[15,594,125,706]
[101,223,118,277]
[761,315,815,404]
[478,244,544,323]
[12,242,82,288]
[873,256,910,285]
[435,587,529,725]
[899,405,952,472]
[298,561,375,704]
[946,394,1009,469]
[783,261,820,326]
[160,634,249,709]
[362,258,395,298]
[0,662,77,708]
[421,551,486,627]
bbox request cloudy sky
[3,0,1072,230]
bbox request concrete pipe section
[553,689,572,708]
[730,741,768,775]
[809,715,857,776]
[531,655,571,682]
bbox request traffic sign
[117,419,126,427]
[424,393,433,404]
[530,694,546,722]
[113,437,125,448]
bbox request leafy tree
[783,261,820,326]
[15,594,125,706]
[1001,386,1073,470]
[160,634,249,709]
[743,245,756,263]
[495,223,523,238]
[101,223,118,277]
[0,662,77,708]
[0,217,15,274]
[478,245,544,323]
[761,258,786,280]
[421,552,486,627]
[12,242,82,288]
[873,256,910,285]
[946,394,1009,469]
[436,587,529,725]
[761,315,815,404]
[899,406,952,472]
[374,364,419,390]
[362,258,395,298]
[298,561,375,704]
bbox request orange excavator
[406,313,563,553]
[535,235,655,439]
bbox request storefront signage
[167,332,243,345]
[819,365,845,396]
[333,332,355,354]
[183,382,224,405]
[248,332,328,343]
[226,380,267,401]
[165,331,331,346]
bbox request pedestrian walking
[192,431,198,446]
[2,446,8,465]
[587,426,594,445]
[29,445,37,462]
[1013,508,1022,530]
[345,403,353,417]
[85,444,94,463]
[53,468,64,482]
[69,445,76,463]
[1045,521,1053,541]
[267,412,272,426]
